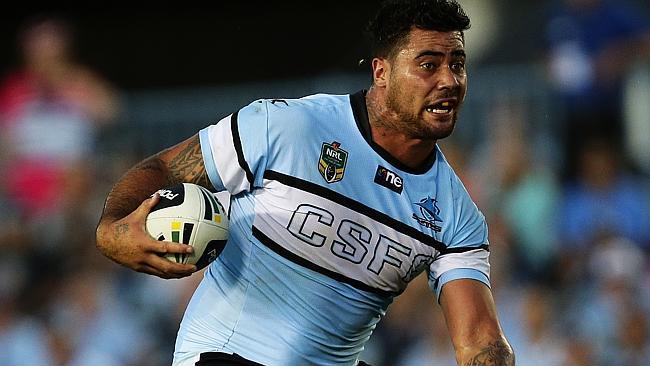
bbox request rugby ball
[146,183,229,270]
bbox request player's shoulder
[237,93,352,132]
[434,145,471,196]
[244,92,351,114]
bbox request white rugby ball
[146,183,229,270]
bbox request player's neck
[365,88,437,170]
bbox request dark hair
[367,0,470,59]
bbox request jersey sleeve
[199,100,269,194]
[428,177,491,301]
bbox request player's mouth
[425,98,457,115]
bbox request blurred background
[1,1,649,365]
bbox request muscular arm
[100,134,211,221]
[440,279,515,365]
[96,134,212,278]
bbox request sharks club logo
[412,196,443,232]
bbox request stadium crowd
[1,1,650,365]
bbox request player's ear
[372,57,389,87]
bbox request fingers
[148,254,196,276]
[135,263,168,278]
[148,240,194,256]
[130,193,161,223]
[117,194,198,279]
[142,240,197,277]
[136,264,191,279]
[136,255,196,279]
[137,192,160,216]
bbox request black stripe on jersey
[349,90,372,142]
[231,110,254,189]
[263,170,489,255]
[440,244,490,255]
[252,226,395,297]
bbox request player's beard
[385,83,459,140]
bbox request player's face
[384,28,467,140]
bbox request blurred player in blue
[95,0,515,365]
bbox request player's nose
[437,66,460,91]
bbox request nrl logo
[318,141,348,183]
[412,196,443,232]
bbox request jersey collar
[349,90,437,175]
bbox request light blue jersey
[172,91,490,366]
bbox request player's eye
[420,62,435,70]
[451,62,465,73]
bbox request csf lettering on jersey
[287,204,412,273]
[199,93,490,298]
[252,170,439,295]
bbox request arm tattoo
[99,136,210,223]
[167,137,211,187]
[464,341,514,366]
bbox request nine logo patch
[374,165,403,193]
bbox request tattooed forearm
[464,340,514,366]
[99,134,209,223]
[167,136,211,187]
[99,157,167,220]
